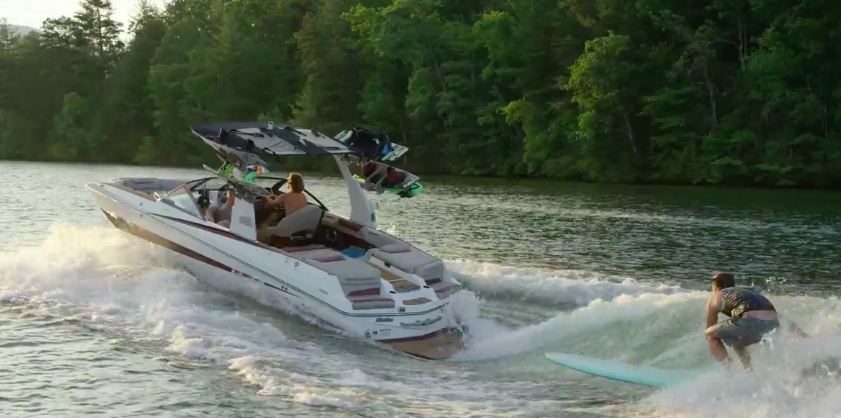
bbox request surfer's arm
[704,294,733,366]
[705,295,720,329]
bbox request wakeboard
[335,126,408,162]
[544,352,710,388]
[353,174,424,198]
[378,142,409,162]
[353,160,424,198]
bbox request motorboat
[86,122,467,359]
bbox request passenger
[704,272,782,369]
[267,172,308,215]
[207,189,235,227]
[197,194,210,218]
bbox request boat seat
[287,247,388,301]
[349,297,396,310]
[302,250,384,295]
[368,243,444,279]
[265,205,324,238]
[321,214,366,238]
[283,244,328,253]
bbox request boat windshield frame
[160,175,330,212]
[158,185,203,218]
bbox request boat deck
[371,264,421,293]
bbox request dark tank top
[720,287,776,318]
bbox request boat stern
[380,326,465,360]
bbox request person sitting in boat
[259,173,324,244]
[197,194,210,218]
[266,172,308,215]
[207,189,235,227]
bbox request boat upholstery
[348,297,396,310]
[266,205,324,238]
[367,244,446,286]
[286,245,396,310]
[321,213,444,281]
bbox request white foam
[640,335,841,418]
[6,224,841,417]
[448,259,684,306]
[454,290,707,362]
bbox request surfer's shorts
[708,317,780,347]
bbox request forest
[0,0,839,187]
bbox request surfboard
[544,352,708,388]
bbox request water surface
[1,161,839,418]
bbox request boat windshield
[160,186,202,217]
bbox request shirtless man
[266,172,307,215]
[705,272,784,369]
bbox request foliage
[0,0,840,188]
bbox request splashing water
[2,225,840,417]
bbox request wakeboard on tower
[336,126,424,198]
[335,126,408,162]
[353,159,424,198]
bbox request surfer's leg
[707,334,731,364]
[706,319,736,364]
[733,344,751,370]
[709,317,780,369]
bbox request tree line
[1,0,839,187]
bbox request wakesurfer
[704,272,782,369]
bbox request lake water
[1,160,840,418]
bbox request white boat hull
[88,180,465,359]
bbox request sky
[1,0,166,29]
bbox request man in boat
[705,272,807,369]
[197,194,210,218]
[207,188,235,227]
[265,172,308,215]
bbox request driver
[266,172,308,216]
